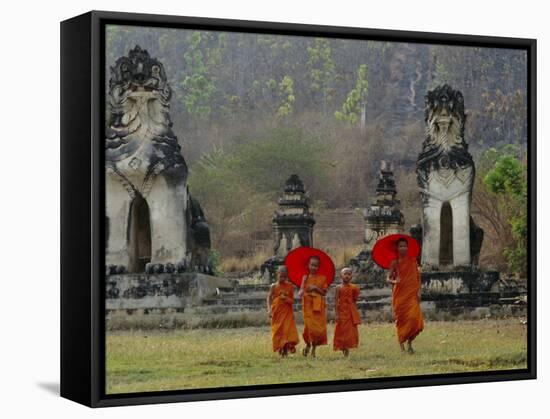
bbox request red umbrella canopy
[284,247,336,287]
[371,234,421,269]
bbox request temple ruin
[349,161,404,284]
[364,160,405,250]
[273,174,315,256]
[261,174,315,281]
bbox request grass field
[106,319,527,394]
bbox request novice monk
[333,267,361,357]
[267,266,299,357]
[387,237,424,354]
[298,256,329,357]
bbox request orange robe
[391,255,424,344]
[271,281,299,352]
[333,284,361,350]
[301,274,328,346]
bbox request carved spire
[364,161,404,250]
[272,174,315,258]
[275,174,314,221]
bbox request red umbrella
[284,247,336,287]
[371,234,421,269]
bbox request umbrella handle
[299,274,309,296]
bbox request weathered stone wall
[106,272,235,311]
[422,270,500,295]
[314,209,364,248]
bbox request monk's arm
[311,276,329,296]
[386,260,398,284]
[310,285,327,296]
[416,263,422,301]
[334,286,340,321]
[298,276,307,298]
[266,285,274,316]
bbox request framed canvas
[60,10,536,407]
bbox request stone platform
[198,278,525,317]
[105,271,526,319]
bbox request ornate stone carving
[105,46,211,274]
[415,85,483,270]
[272,174,315,254]
[350,161,404,285]
[364,160,405,250]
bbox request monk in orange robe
[333,267,361,356]
[298,256,328,357]
[387,238,424,353]
[267,266,299,357]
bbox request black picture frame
[60,10,537,408]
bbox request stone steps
[201,294,392,306]
[191,301,391,313]
[200,289,521,311]
[104,271,526,317]
[233,283,384,293]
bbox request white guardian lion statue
[105,46,211,275]
[416,85,483,270]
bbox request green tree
[188,128,331,255]
[229,127,329,194]
[306,38,336,113]
[180,32,226,120]
[483,149,527,276]
[335,64,369,126]
[429,52,451,88]
[187,146,262,249]
[276,76,295,118]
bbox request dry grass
[219,249,272,273]
[106,309,270,331]
[106,318,527,394]
[326,245,365,268]
[106,306,527,331]
[218,244,364,273]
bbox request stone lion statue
[416,84,483,269]
[105,46,211,275]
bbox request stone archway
[128,193,152,273]
[439,201,453,266]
